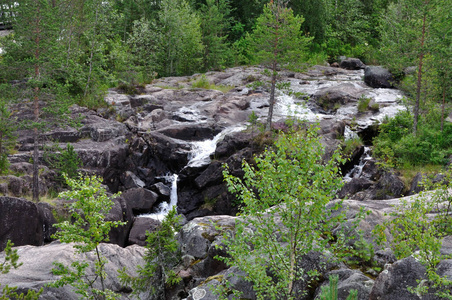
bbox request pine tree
[250,0,312,131]
[378,0,438,135]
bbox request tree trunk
[413,8,427,135]
[441,84,446,132]
[33,90,39,202]
[266,66,277,131]
[32,0,41,203]
[83,1,99,98]
[95,245,106,300]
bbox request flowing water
[187,125,246,168]
[140,69,405,220]
[344,146,372,182]
[140,174,179,221]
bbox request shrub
[357,96,371,112]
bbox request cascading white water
[344,146,372,182]
[187,125,246,168]
[139,126,245,220]
[140,174,178,221]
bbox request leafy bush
[220,127,364,299]
[373,111,452,167]
[357,96,371,112]
[191,74,211,89]
[43,143,82,182]
[50,174,125,299]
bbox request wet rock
[364,66,395,88]
[120,171,146,189]
[150,182,171,202]
[215,131,255,158]
[194,161,223,189]
[340,58,366,70]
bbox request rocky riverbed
[1,60,451,299]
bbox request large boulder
[128,217,161,246]
[340,58,366,70]
[121,187,159,214]
[0,242,145,299]
[0,197,56,251]
[364,66,395,88]
[369,256,434,300]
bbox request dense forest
[0,0,450,176]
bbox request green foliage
[49,174,125,299]
[120,207,182,298]
[0,99,16,174]
[373,169,452,298]
[319,274,358,300]
[191,74,211,89]
[357,96,371,112]
[43,143,82,182]
[129,0,203,77]
[1,240,43,299]
[373,111,452,167]
[341,137,363,158]
[220,127,360,299]
[248,1,312,130]
[199,0,233,71]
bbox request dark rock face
[364,66,395,88]
[121,187,159,214]
[369,257,436,300]
[106,196,134,247]
[373,171,406,199]
[156,123,222,141]
[128,217,161,246]
[339,177,374,199]
[0,196,56,251]
[340,58,366,70]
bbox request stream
[140,68,405,220]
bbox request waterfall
[344,146,372,182]
[187,125,246,168]
[140,126,245,220]
[140,174,178,221]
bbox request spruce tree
[199,0,233,71]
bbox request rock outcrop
[0,242,145,299]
